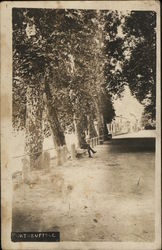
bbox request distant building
[107,114,141,136]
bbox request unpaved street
[12,142,155,242]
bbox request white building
[107,114,141,136]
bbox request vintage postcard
[1,1,161,250]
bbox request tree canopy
[12,8,156,167]
[122,11,156,122]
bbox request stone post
[60,146,65,164]
[22,157,30,183]
[43,151,50,172]
[56,147,62,166]
[71,144,76,160]
[63,145,67,162]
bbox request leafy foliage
[103,11,126,97]
[122,11,156,121]
[12,8,156,158]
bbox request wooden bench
[76,148,87,158]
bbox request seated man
[80,137,97,158]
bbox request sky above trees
[114,86,144,120]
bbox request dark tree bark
[88,114,98,138]
[74,113,87,148]
[76,122,86,148]
[95,100,105,139]
[44,82,66,148]
[103,118,109,140]
[25,84,44,170]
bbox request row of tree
[13,9,156,169]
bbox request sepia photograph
[1,1,161,250]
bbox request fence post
[43,151,50,172]
[71,143,76,160]
[60,146,65,164]
[22,157,30,183]
[63,145,67,162]
[56,147,62,166]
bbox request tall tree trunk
[44,82,66,148]
[88,114,98,138]
[25,84,43,170]
[95,99,105,138]
[93,12,105,140]
[74,113,87,148]
[103,117,109,140]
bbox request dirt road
[12,142,155,242]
